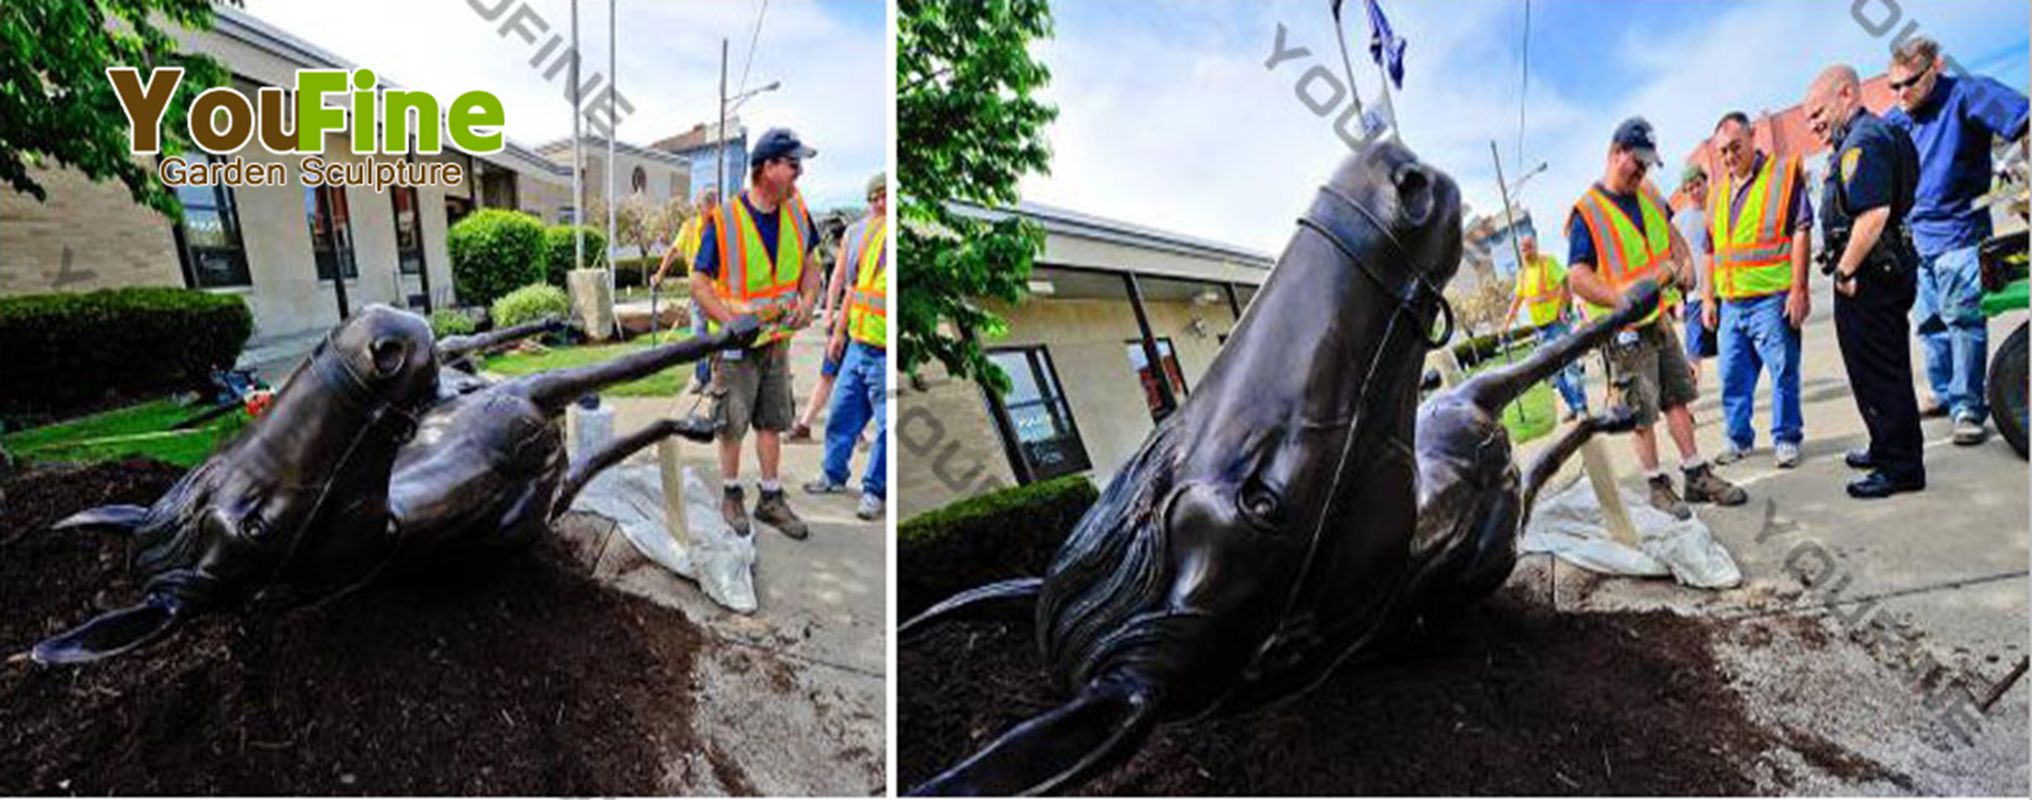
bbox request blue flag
[1363,0,1406,89]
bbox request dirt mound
[900,589,1777,795]
[1,460,732,796]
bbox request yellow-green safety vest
[1708,153,1801,301]
[1568,183,1673,328]
[847,218,888,347]
[1513,254,1568,327]
[709,189,811,346]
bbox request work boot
[1682,463,1748,506]
[1647,474,1692,521]
[720,485,752,536]
[754,488,809,540]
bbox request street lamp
[716,35,782,218]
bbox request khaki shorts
[1604,320,1699,428]
[708,340,795,440]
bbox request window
[170,154,250,288]
[390,185,426,276]
[985,346,1091,481]
[304,185,357,280]
[631,166,648,194]
[1124,337,1188,419]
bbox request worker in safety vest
[1704,112,1814,470]
[792,173,886,444]
[654,184,719,391]
[803,172,889,521]
[1500,234,1590,421]
[690,128,823,540]
[1566,117,1748,520]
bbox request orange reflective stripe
[1589,191,1633,281]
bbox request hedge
[543,224,608,288]
[0,288,252,419]
[491,283,571,330]
[428,308,476,338]
[448,209,547,307]
[897,474,1099,618]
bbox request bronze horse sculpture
[30,307,759,665]
[902,140,1663,795]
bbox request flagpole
[571,0,583,278]
[606,0,617,328]
[1329,2,1369,133]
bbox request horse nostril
[1393,163,1434,228]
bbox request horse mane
[1038,416,1187,687]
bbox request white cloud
[237,0,887,210]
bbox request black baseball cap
[751,128,816,163]
[1611,117,1663,167]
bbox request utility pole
[571,0,583,280]
[606,0,617,313]
[717,38,728,223]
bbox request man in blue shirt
[1883,36,2029,446]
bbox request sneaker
[1952,414,1988,446]
[855,493,884,521]
[754,488,809,540]
[1774,442,1801,469]
[720,485,752,536]
[1647,474,1692,521]
[1714,441,1751,466]
[803,476,850,495]
[1682,463,1749,506]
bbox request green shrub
[897,475,1098,617]
[429,308,476,338]
[543,224,608,287]
[491,283,571,330]
[448,209,548,307]
[0,288,252,419]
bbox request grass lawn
[1462,345,1559,445]
[478,333,695,398]
[3,398,248,468]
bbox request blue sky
[1019,0,2030,260]
[239,0,888,211]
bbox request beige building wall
[0,164,183,296]
[895,291,1245,520]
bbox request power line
[736,0,770,96]
[1516,0,1531,175]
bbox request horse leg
[521,316,761,414]
[551,417,720,518]
[1457,279,1662,414]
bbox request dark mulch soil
[901,588,1808,796]
[1,460,731,796]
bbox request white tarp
[570,464,760,613]
[1520,479,1743,589]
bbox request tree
[897,0,1056,392]
[609,191,691,262]
[1,0,236,220]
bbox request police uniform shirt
[1822,109,1920,254]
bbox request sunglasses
[1889,62,1933,92]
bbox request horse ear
[51,504,153,537]
[30,594,182,665]
[909,679,1158,796]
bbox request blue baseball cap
[1611,116,1663,167]
[751,128,815,163]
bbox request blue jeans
[1718,292,1803,448]
[692,301,710,386]
[1912,244,1988,422]
[822,341,887,498]
[1539,320,1590,416]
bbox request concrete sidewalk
[1512,281,2028,793]
[549,322,887,795]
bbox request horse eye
[1238,477,1287,532]
[241,515,269,540]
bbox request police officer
[1803,65,1926,499]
